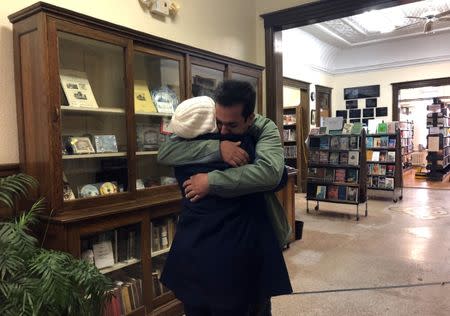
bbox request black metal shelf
[368,187,395,192]
[367,161,396,164]
[310,148,360,152]
[306,180,360,187]
[367,133,396,137]
[367,147,396,151]
[306,197,360,205]
[367,175,395,178]
[309,163,360,169]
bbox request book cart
[366,127,403,203]
[306,125,368,221]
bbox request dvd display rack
[366,123,403,202]
[306,124,368,220]
[426,100,450,181]
[399,121,414,170]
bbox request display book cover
[134,80,157,113]
[316,185,327,199]
[59,69,98,108]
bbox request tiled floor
[272,189,450,316]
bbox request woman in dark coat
[161,133,292,315]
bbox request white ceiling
[303,0,450,48]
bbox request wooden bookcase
[8,3,263,316]
[306,129,368,221]
[366,130,403,202]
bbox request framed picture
[346,100,358,109]
[310,109,316,125]
[376,107,388,117]
[365,98,377,108]
[336,110,348,119]
[136,124,160,151]
[363,108,374,118]
[69,137,95,154]
[94,135,118,153]
[349,109,361,118]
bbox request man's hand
[220,141,250,167]
[183,173,209,202]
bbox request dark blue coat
[160,133,292,309]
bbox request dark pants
[184,299,271,316]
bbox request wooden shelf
[136,151,158,156]
[61,105,125,114]
[151,246,171,258]
[136,111,173,117]
[99,258,141,275]
[62,152,127,159]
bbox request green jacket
[157,114,291,247]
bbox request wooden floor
[403,168,450,190]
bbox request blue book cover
[320,137,329,149]
[367,137,374,148]
[338,186,347,200]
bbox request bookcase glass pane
[232,73,258,113]
[58,32,129,201]
[134,52,181,104]
[191,64,224,98]
[80,223,143,314]
[151,215,178,299]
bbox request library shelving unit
[426,102,450,181]
[366,130,403,202]
[399,121,414,171]
[306,128,368,220]
[283,106,300,188]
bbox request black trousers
[184,299,271,316]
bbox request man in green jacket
[158,80,291,315]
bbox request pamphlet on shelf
[92,240,115,269]
[323,117,344,131]
[428,136,440,152]
[134,80,157,113]
[59,69,98,108]
[342,123,353,134]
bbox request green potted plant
[0,173,113,316]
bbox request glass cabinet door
[80,223,144,314]
[230,69,261,113]
[58,32,128,202]
[133,49,183,190]
[190,58,225,98]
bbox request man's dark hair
[214,80,256,120]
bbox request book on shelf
[330,136,340,150]
[339,137,349,150]
[316,186,327,199]
[386,165,395,176]
[327,185,339,199]
[346,169,359,183]
[339,152,349,164]
[379,151,387,162]
[310,127,320,135]
[334,169,346,182]
[338,186,347,200]
[108,278,143,315]
[283,114,296,125]
[367,137,374,148]
[320,137,330,149]
[387,122,397,134]
[310,151,320,164]
[366,150,373,161]
[377,122,388,134]
[348,151,359,165]
[347,187,359,202]
[351,123,363,135]
[134,80,157,113]
[378,177,386,189]
[151,218,177,254]
[316,168,325,178]
[385,178,394,189]
[380,136,389,147]
[59,69,98,108]
[342,123,353,134]
[387,152,396,162]
[372,151,380,161]
[325,168,334,181]
[319,127,329,135]
[388,138,396,148]
[319,151,329,163]
[373,137,381,147]
[308,168,318,178]
[349,136,359,149]
[329,152,339,164]
[380,165,387,175]
[92,240,115,270]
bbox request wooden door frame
[392,77,450,120]
[315,85,333,127]
[261,0,420,125]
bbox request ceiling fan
[396,9,450,33]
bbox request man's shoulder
[250,114,278,137]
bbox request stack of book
[151,217,177,255]
[284,145,297,159]
[103,278,143,315]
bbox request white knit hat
[169,96,218,139]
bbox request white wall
[0,0,258,164]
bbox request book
[334,169,346,182]
[366,137,374,148]
[316,186,327,199]
[346,169,358,183]
[351,122,363,135]
[339,137,349,150]
[368,176,373,188]
[366,150,373,161]
[310,127,320,135]
[327,185,339,199]
[386,165,395,176]
[329,152,339,164]
[385,178,394,190]
[387,151,396,162]
[374,137,381,147]
[372,164,379,175]
[338,186,347,200]
[380,136,389,147]
[320,137,330,149]
[387,122,397,134]
[372,176,378,187]
[379,151,387,162]
[378,177,386,189]
[348,151,359,165]
[310,151,320,163]
[339,152,349,164]
[308,168,318,178]
[319,127,328,135]
[342,123,353,134]
[330,136,340,150]
[372,151,380,162]
[59,69,98,108]
[92,240,114,269]
[134,80,157,113]
[319,151,329,163]
[388,138,396,148]
[137,124,160,151]
[347,187,358,202]
[324,168,334,181]
[377,122,388,134]
[380,165,387,175]
[349,136,359,149]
